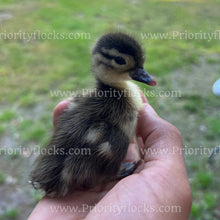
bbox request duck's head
[92,32,157,87]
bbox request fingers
[136,100,183,163]
[136,103,160,143]
[53,100,70,128]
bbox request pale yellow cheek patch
[101,47,135,69]
[92,53,110,66]
[97,142,113,158]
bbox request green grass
[1,0,219,105]
[18,118,50,145]
[205,114,220,139]
[0,125,6,136]
[183,95,203,113]
[19,93,37,107]
[0,110,15,122]
[196,172,213,189]
[206,57,219,64]
[204,193,217,210]
[0,209,19,219]
[0,171,5,184]
[0,0,220,219]
[18,119,33,131]
[6,151,19,160]
[20,123,47,143]
[190,192,217,219]
[31,191,44,203]
[190,204,200,219]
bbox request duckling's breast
[116,81,143,139]
[95,81,143,140]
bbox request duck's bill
[131,68,157,86]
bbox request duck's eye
[114,56,126,65]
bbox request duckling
[30,32,157,197]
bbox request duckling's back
[30,82,138,197]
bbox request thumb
[136,102,183,162]
[53,100,70,128]
[136,103,161,143]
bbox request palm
[28,98,192,220]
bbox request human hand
[28,94,192,220]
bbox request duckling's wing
[30,97,130,197]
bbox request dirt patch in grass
[171,54,220,97]
[155,54,220,146]
[0,12,13,22]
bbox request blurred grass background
[0,0,220,219]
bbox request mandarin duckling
[30,32,157,197]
